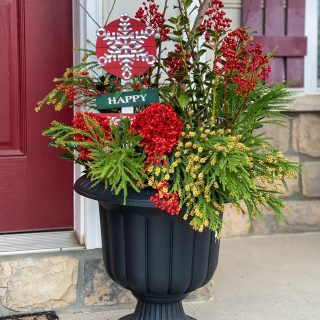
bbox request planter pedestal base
[119,299,196,320]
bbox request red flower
[73,112,111,161]
[130,103,183,164]
[150,181,180,215]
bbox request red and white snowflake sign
[96,14,157,80]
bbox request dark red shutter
[243,0,307,87]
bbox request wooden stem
[230,91,250,125]
[191,0,212,34]
[155,0,169,86]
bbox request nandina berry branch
[191,0,213,34]
[222,81,230,128]
[177,0,206,112]
[155,0,169,86]
[230,90,250,126]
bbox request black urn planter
[74,175,221,320]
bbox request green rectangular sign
[96,89,160,110]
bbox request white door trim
[73,0,104,249]
[304,0,319,93]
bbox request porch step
[0,231,84,256]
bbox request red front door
[0,0,73,233]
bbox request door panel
[0,0,73,233]
[0,0,25,156]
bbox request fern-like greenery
[87,118,146,201]
[147,83,300,233]
[43,116,146,202]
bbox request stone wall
[0,250,214,317]
[222,106,320,237]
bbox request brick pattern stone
[222,204,250,237]
[302,161,320,197]
[279,201,320,232]
[260,118,290,152]
[251,214,278,235]
[292,114,320,157]
[84,259,217,307]
[0,256,78,312]
[84,259,135,306]
[283,156,300,197]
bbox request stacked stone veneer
[222,111,320,237]
[0,250,214,317]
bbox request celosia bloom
[73,112,111,161]
[130,103,183,164]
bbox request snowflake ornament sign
[96,14,157,80]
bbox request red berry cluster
[135,0,170,42]
[59,74,95,103]
[60,85,77,101]
[215,28,271,96]
[130,103,183,164]
[150,181,180,215]
[133,82,141,91]
[112,79,122,91]
[197,0,231,42]
[165,44,191,78]
[73,112,111,161]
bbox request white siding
[102,0,242,28]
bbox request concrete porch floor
[59,232,320,320]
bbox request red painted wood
[0,0,25,157]
[96,15,157,79]
[253,36,307,56]
[265,0,285,83]
[242,0,263,33]
[242,0,307,86]
[287,0,306,87]
[265,0,285,35]
[0,0,73,233]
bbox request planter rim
[74,175,157,207]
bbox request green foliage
[43,116,146,203]
[230,83,293,133]
[87,118,146,202]
[148,124,299,232]
[37,1,301,233]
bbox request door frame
[73,0,103,249]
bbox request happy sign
[96,89,159,110]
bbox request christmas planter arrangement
[37,1,299,319]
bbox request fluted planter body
[74,175,221,320]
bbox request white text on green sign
[96,89,159,110]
